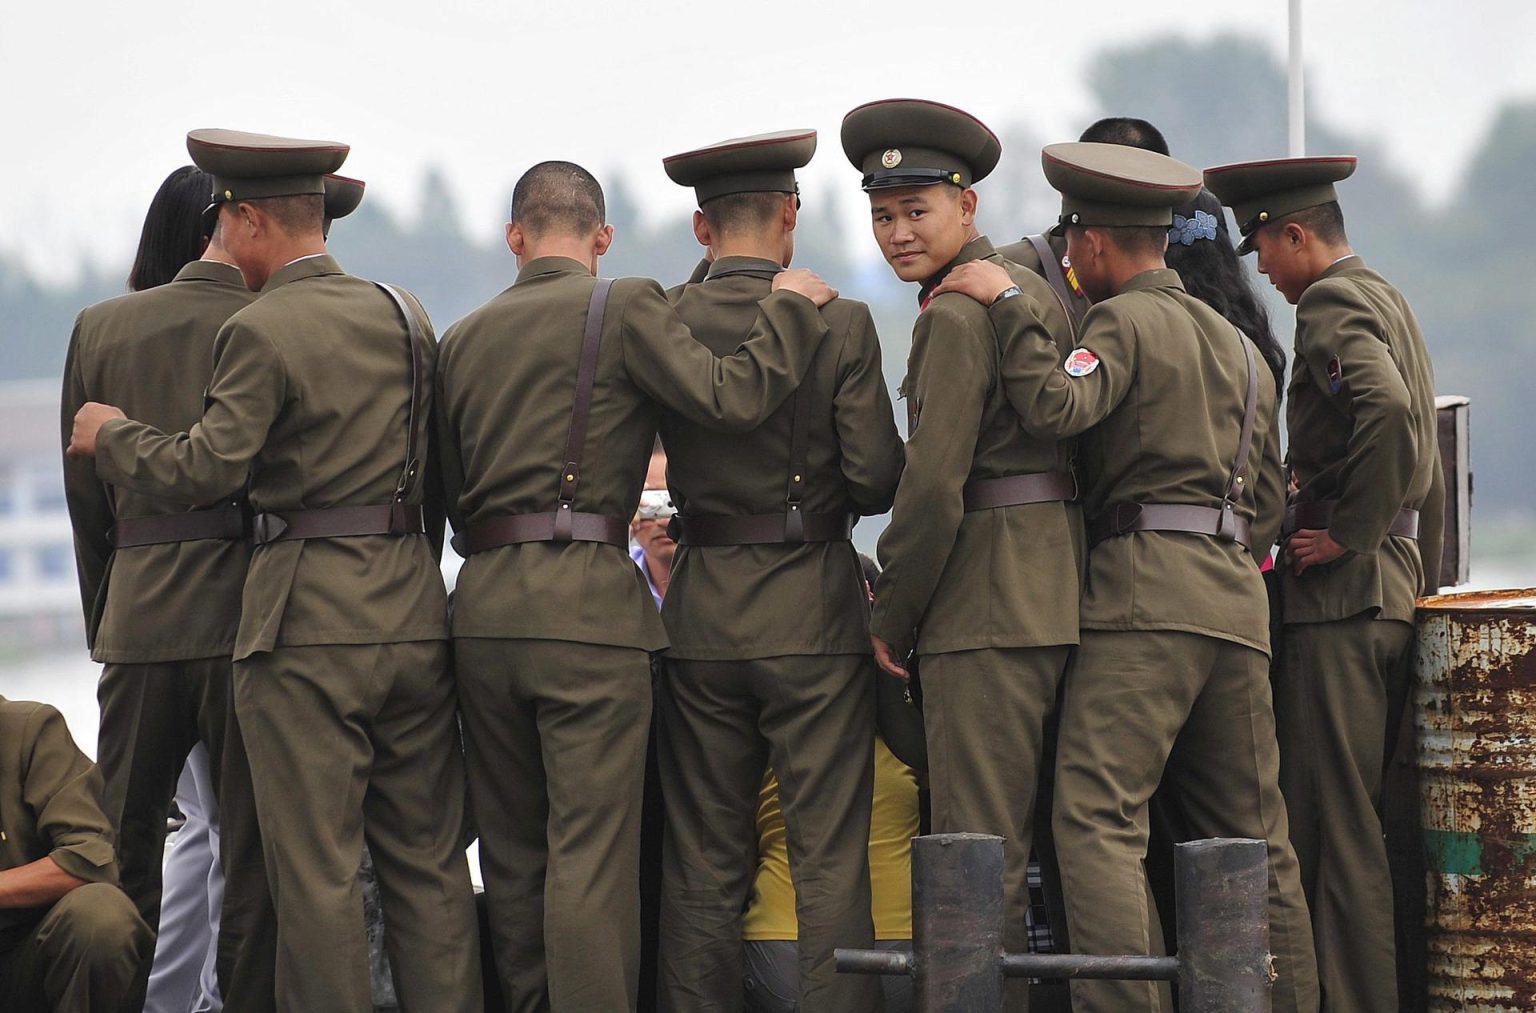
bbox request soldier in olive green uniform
[69,130,481,1013]
[435,159,838,1012]
[653,130,903,1013]
[62,169,364,1013]
[1206,157,1443,1013]
[935,141,1319,1013]
[0,697,154,1013]
[841,98,1082,1013]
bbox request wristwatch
[991,285,1023,306]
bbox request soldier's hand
[1286,527,1346,575]
[871,634,910,681]
[67,402,127,458]
[929,261,1015,304]
[772,268,838,307]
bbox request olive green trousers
[655,654,880,1013]
[0,883,152,1013]
[456,637,652,1013]
[921,645,1070,1013]
[236,641,481,1013]
[1053,629,1318,1013]
[1275,616,1414,1013]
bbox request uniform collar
[705,255,782,281]
[1117,267,1186,295]
[260,252,343,293]
[1320,253,1364,280]
[920,234,996,305]
[173,260,246,286]
[516,256,592,284]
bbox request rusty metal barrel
[1415,588,1536,1010]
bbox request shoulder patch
[1064,348,1100,377]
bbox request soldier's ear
[959,187,978,225]
[692,210,713,250]
[1284,221,1307,249]
[594,223,615,258]
[505,222,525,257]
[783,194,798,233]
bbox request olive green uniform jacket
[0,699,119,939]
[988,268,1285,655]
[61,261,256,663]
[997,230,1091,326]
[436,256,830,649]
[1282,255,1442,624]
[93,255,448,660]
[870,236,1082,658]
[661,255,904,659]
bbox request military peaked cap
[323,173,366,228]
[1203,155,1358,254]
[1042,141,1202,235]
[840,99,1001,191]
[187,128,350,206]
[664,129,815,204]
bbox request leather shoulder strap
[555,278,614,540]
[374,282,426,502]
[1222,328,1260,509]
[1024,234,1082,336]
[782,383,815,543]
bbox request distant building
[0,379,85,650]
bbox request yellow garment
[743,737,919,941]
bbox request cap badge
[881,149,903,169]
[1064,348,1100,377]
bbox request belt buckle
[251,513,288,545]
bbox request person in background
[0,696,153,1013]
[631,445,676,609]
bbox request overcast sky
[3,0,1532,282]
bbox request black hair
[510,160,606,237]
[700,191,788,238]
[1078,117,1170,156]
[255,193,324,236]
[128,166,212,292]
[1099,224,1170,258]
[1279,201,1348,247]
[1165,190,1287,387]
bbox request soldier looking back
[435,160,837,1012]
[654,129,902,1013]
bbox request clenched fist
[67,402,127,458]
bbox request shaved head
[510,160,606,238]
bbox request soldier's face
[868,185,971,283]
[1250,225,1305,305]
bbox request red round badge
[1064,348,1100,377]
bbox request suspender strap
[251,504,424,546]
[667,512,853,547]
[554,278,614,541]
[1221,331,1260,515]
[962,471,1077,512]
[782,380,815,543]
[1024,234,1083,334]
[109,505,248,548]
[373,282,426,503]
[1284,501,1420,541]
[452,512,629,555]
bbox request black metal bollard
[836,834,1271,1013]
[1175,838,1272,1011]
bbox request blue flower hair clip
[1169,209,1218,246]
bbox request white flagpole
[1288,0,1306,156]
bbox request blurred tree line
[5,33,1532,519]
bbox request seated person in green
[0,697,152,1013]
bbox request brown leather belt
[251,504,424,546]
[1088,502,1252,550]
[109,506,247,548]
[668,511,853,547]
[1283,501,1419,540]
[962,471,1076,512]
[452,510,629,555]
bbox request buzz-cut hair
[510,161,606,237]
[700,191,788,239]
[1280,201,1348,246]
[252,193,324,236]
[1099,224,1170,258]
[1079,117,1170,156]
